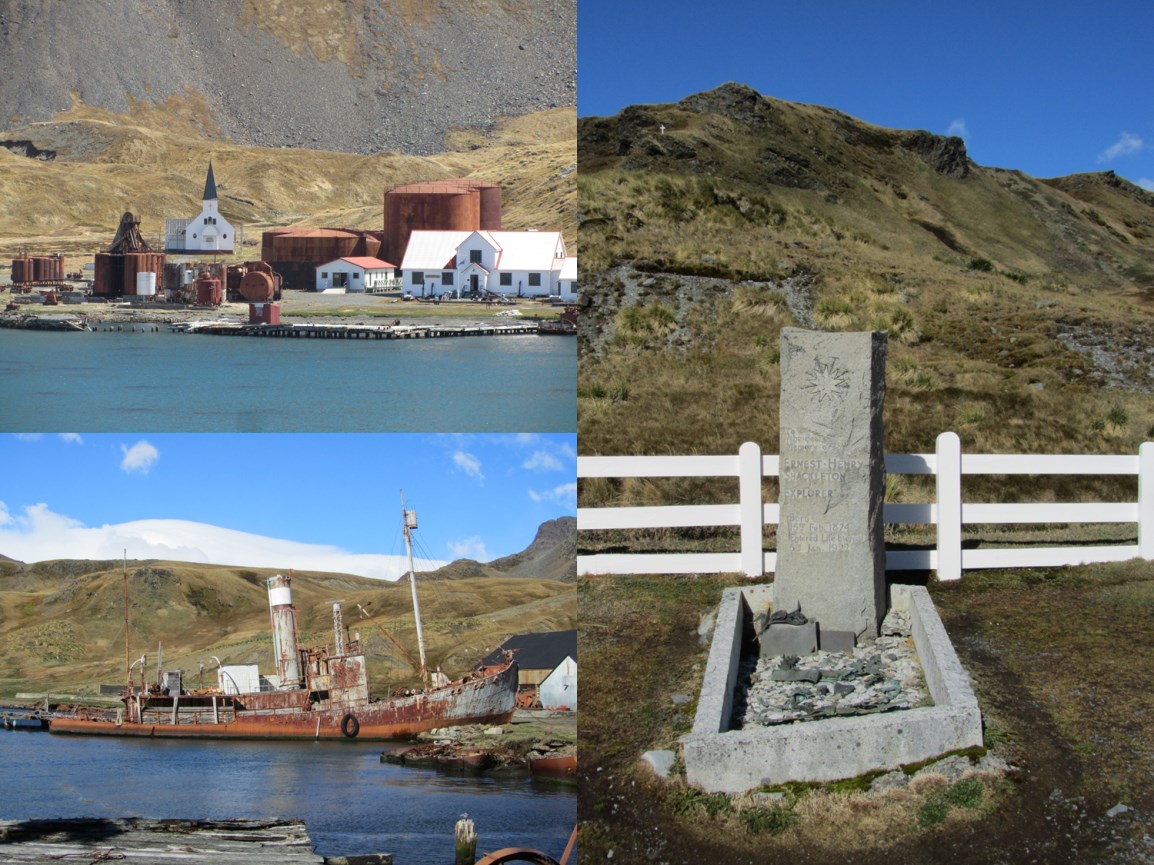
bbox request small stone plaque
[759,621,818,659]
[818,629,857,654]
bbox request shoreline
[2,287,570,329]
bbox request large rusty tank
[381,179,501,268]
[10,256,31,284]
[238,270,276,302]
[261,228,382,289]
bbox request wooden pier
[0,818,392,864]
[172,322,542,339]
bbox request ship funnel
[267,573,302,688]
[332,602,345,656]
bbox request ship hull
[51,663,517,741]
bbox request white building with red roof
[399,229,575,301]
[315,256,401,293]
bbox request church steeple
[203,161,218,201]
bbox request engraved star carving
[804,358,849,403]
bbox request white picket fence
[577,432,1154,579]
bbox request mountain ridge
[577,82,1154,463]
[0,518,575,696]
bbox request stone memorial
[681,328,983,793]
[773,328,887,646]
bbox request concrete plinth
[682,584,983,793]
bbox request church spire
[203,161,218,201]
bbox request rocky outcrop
[0,0,576,155]
[903,130,971,179]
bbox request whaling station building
[400,229,573,301]
[9,167,577,306]
[481,629,577,711]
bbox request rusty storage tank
[29,256,50,281]
[382,180,500,268]
[238,270,275,302]
[261,228,375,289]
[196,276,222,306]
[93,252,123,296]
[122,253,145,295]
[10,256,31,284]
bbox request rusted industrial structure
[254,179,502,291]
[381,179,501,268]
[93,211,166,298]
[50,571,518,740]
[228,261,281,302]
[260,227,383,289]
[10,254,65,284]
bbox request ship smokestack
[267,573,302,688]
[332,602,345,656]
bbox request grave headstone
[773,328,887,641]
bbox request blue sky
[0,433,576,579]
[579,1,1154,188]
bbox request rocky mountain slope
[578,83,1154,462]
[427,516,576,582]
[0,519,575,696]
[0,0,575,155]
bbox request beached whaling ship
[51,495,518,740]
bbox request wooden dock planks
[0,818,333,864]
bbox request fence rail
[577,432,1154,579]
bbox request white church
[165,162,238,255]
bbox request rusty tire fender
[340,713,360,738]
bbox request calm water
[0,731,575,862]
[0,329,576,432]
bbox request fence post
[936,432,962,581]
[1140,441,1154,560]
[739,441,764,577]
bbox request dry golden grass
[0,559,575,698]
[0,100,575,257]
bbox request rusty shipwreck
[51,496,518,740]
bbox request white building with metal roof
[400,229,575,301]
[315,256,401,293]
[164,162,237,255]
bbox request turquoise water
[0,731,576,862]
[0,329,576,432]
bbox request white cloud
[59,433,83,444]
[1098,132,1143,163]
[0,503,445,580]
[447,535,491,561]
[120,440,159,474]
[14,434,43,442]
[1139,178,1154,192]
[946,118,968,140]
[452,450,484,481]
[523,449,563,472]
[529,482,578,508]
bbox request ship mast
[401,490,430,692]
[123,549,130,693]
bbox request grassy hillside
[0,102,576,257]
[0,557,575,699]
[578,85,1154,486]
